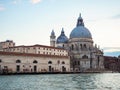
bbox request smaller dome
[57,28,68,43]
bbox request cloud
[12,1,17,4]
[12,0,22,5]
[103,47,120,52]
[31,0,42,4]
[0,6,5,11]
[111,14,120,19]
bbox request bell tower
[50,30,56,47]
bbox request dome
[57,28,68,43]
[70,26,92,39]
[70,14,92,39]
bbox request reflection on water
[0,73,120,90]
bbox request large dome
[57,28,68,43]
[70,14,92,39]
[70,26,92,39]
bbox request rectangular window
[16,65,20,72]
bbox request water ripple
[0,73,120,90]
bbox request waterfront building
[50,14,104,72]
[0,40,15,50]
[0,41,70,73]
[104,56,120,72]
[0,51,69,73]
[0,14,104,73]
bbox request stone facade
[68,38,104,71]
[104,56,120,72]
[0,40,15,50]
[50,14,104,72]
[0,52,70,73]
[0,41,70,73]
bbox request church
[50,14,104,72]
[0,14,104,74]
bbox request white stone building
[50,14,104,71]
[0,51,70,73]
[0,41,70,73]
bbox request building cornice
[0,51,69,58]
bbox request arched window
[78,61,80,65]
[71,44,74,50]
[62,61,65,64]
[74,61,77,65]
[84,44,86,48]
[48,61,52,64]
[16,59,21,63]
[57,60,60,64]
[97,56,100,66]
[33,60,38,63]
[82,55,88,59]
[0,59,2,63]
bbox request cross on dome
[78,13,82,19]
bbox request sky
[0,0,120,55]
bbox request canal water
[0,73,120,90]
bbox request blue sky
[0,0,120,54]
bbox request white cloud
[0,6,5,11]
[12,0,22,4]
[103,47,120,52]
[31,0,42,4]
[12,1,17,4]
[112,14,120,19]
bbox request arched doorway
[62,66,66,72]
[49,66,52,72]
[16,65,20,72]
[33,65,37,72]
[16,59,21,73]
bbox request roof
[0,51,69,58]
[70,26,92,39]
[4,44,67,51]
[70,14,92,39]
[56,28,68,43]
